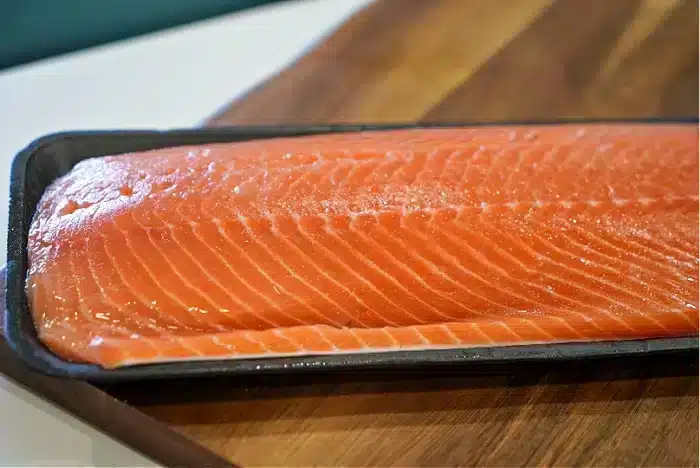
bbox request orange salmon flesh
[26,125,699,368]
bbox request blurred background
[0,1,285,70]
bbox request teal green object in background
[0,0,283,71]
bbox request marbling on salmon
[26,124,699,368]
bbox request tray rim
[5,117,699,383]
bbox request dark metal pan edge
[5,118,699,383]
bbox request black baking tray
[5,118,699,383]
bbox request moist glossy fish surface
[26,124,699,368]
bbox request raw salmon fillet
[26,124,699,368]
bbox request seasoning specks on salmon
[26,124,699,368]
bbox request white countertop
[0,0,371,465]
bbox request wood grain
[164,0,700,466]
[122,357,698,467]
[207,0,698,125]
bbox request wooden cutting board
[129,0,699,466]
[207,0,698,125]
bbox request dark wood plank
[207,0,698,126]
[117,358,698,467]
[207,0,559,125]
[424,0,647,121]
[580,0,700,118]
